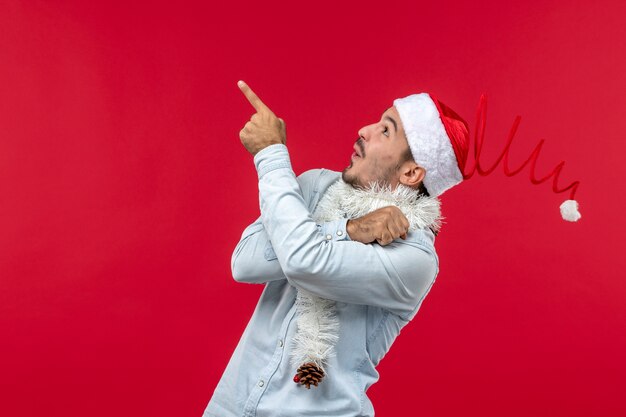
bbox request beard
[341,161,397,191]
[341,163,359,188]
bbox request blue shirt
[202,143,440,417]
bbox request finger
[379,229,393,246]
[402,216,410,231]
[376,237,388,246]
[387,223,401,240]
[386,214,406,239]
[237,80,269,113]
[390,206,409,227]
[241,121,252,133]
[392,210,410,236]
[396,216,409,236]
[390,219,407,241]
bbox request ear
[398,162,426,188]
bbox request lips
[353,144,362,157]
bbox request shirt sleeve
[231,214,286,284]
[231,172,352,285]
[253,143,439,319]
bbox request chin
[342,170,365,189]
[341,169,357,187]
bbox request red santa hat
[393,92,581,222]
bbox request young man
[202,80,467,416]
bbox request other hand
[237,80,286,156]
[346,206,410,246]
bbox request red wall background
[1,1,624,416]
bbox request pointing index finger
[237,80,270,113]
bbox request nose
[357,124,371,141]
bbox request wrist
[346,219,356,240]
[253,141,284,157]
[253,143,291,180]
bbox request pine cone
[296,362,325,389]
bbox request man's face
[342,106,412,190]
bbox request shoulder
[296,168,341,182]
[296,168,324,183]
[296,168,341,194]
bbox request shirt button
[325,234,332,240]
[258,379,264,387]
[278,339,283,347]
[337,230,343,236]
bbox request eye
[383,126,389,137]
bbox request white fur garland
[289,177,444,380]
[289,288,340,372]
[313,179,445,234]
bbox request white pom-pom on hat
[560,200,581,222]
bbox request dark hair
[417,180,430,198]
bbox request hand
[346,206,410,246]
[237,80,286,156]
